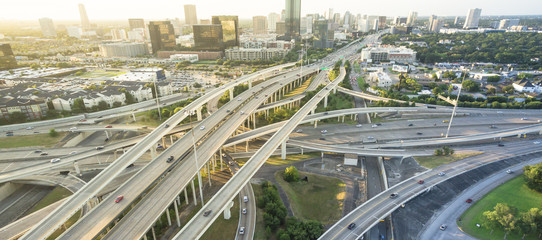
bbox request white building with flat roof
[361,46,416,63]
[99,42,148,57]
[169,54,198,62]
[225,48,289,61]
[368,71,394,88]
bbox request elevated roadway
[57,66,321,239]
[20,63,297,240]
[172,66,347,239]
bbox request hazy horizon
[2,0,542,22]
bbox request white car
[26,126,34,130]
[69,127,77,131]
[50,158,60,163]
[200,126,205,130]
[371,124,378,128]
[321,130,328,134]
[237,97,242,101]
[438,172,445,176]
[296,129,303,133]
[69,151,77,155]
[242,208,247,214]
[356,124,362,128]
[534,141,541,144]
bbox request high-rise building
[358,19,370,32]
[39,18,57,37]
[454,16,460,25]
[499,19,520,30]
[393,16,407,26]
[276,22,286,35]
[431,19,442,32]
[212,16,239,48]
[184,5,198,26]
[300,16,313,34]
[193,25,223,51]
[281,10,286,22]
[378,16,387,29]
[129,19,145,30]
[99,42,148,57]
[253,16,268,34]
[313,20,333,49]
[268,13,280,32]
[343,11,351,28]
[78,3,90,29]
[463,8,482,29]
[367,16,379,31]
[111,29,127,40]
[427,15,437,31]
[148,21,176,54]
[0,44,17,70]
[284,0,301,41]
[333,13,341,24]
[328,8,334,20]
[127,28,146,41]
[406,11,418,27]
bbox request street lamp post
[187,110,205,206]
[445,73,466,138]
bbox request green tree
[72,98,86,113]
[524,163,542,192]
[462,80,480,92]
[486,75,501,83]
[49,128,58,137]
[434,148,443,156]
[283,166,300,182]
[8,112,27,123]
[502,85,515,94]
[97,101,109,111]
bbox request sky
[2,0,542,21]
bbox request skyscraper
[454,16,460,25]
[212,16,239,48]
[431,19,442,32]
[148,21,176,54]
[343,11,352,28]
[300,16,313,34]
[284,0,301,40]
[193,25,223,50]
[328,8,334,20]
[253,16,268,35]
[268,13,280,32]
[463,8,482,29]
[406,11,418,27]
[184,5,198,26]
[39,18,57,37]
[313,20,333,49]
[129,19,145,30]
[378,16,387,30]
[78,3,90,29]
[428,15,437,31]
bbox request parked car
[115,195,124,203]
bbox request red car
[105,125,113,128]
[466,198,473,203]
[115,195,124,203]
[417,180,425,184]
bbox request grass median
[0,133,67,149]
[415,151,484,169]
[275,171,345,224]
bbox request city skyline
[1,0,541,21]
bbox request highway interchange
[1,31,542,240]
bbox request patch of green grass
[266,152,320,165]
[275,171,344,224]
[460,176,542,240]
[78,71,125,78]
[415,152,483,169]
[201,197,240,240]
[283,78,312,98]
[0,133,67,149]
[357,76,369,90]
[29,186,72,214]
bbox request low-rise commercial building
[368,71,394,88]
[361,46,416,63]
[225,48,289,61]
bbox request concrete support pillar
[300,148,304,155]
[342,116,345,123]
[314,120,318,128]
[324,95,328,108]
[229,88,234,100]
[144,235,148,240]
[246,141,249,152]
[184,188,189,205]
[220,149,224,171]
[191,179,197,206]
[74,161,81,175]
[174,199,181,227]
[333,86,337,94]
[105,130,110,139]
[249,79,252,88]
[162,137,166,148]
[166,206,172,226]
[176,196,180,206]
[196,106,203,121]
[151,145,157,159]
[212,154,216,173]
[223,200,234,220]
[131,112,136,122]
[253,114,257,129]
[151,227,156,240]
[206,163,211,186]
[170,135,174,145]
[281,138,287,160]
